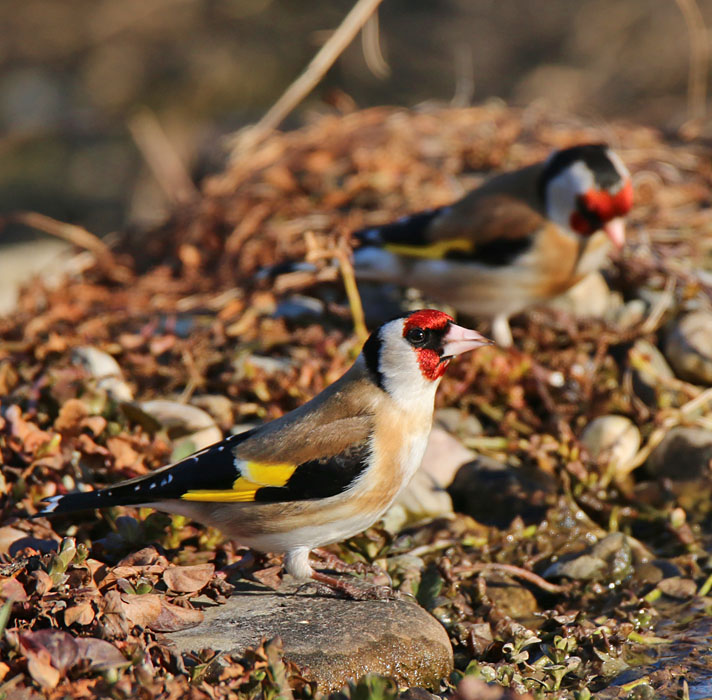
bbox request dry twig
[674,0,709,132]
[229,0,385,159]
[361,11,391,79]
[456,562,570,595]
[4,211,131,283]
[128,108,199,206]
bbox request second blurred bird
[353,143,632,346]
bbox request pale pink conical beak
[441,323,493,359]
[603,217,626,249]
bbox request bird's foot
[308,570,400,601]
[312,548,370,575]
[491,314,513,348]
[295,579,342,598]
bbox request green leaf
[0,599,12,638]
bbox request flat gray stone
[665,310,712,385]
[647,426,712,481]
[166,581,453,693]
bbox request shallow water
[602,599,712,698]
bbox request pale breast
[353,400,432,510]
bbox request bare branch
[230,0,385,159]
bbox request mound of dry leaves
[2,103,712,698]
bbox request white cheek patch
[377,319,440,408]
[545,160,595,230]
[605,149,631,193]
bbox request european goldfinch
[353,144,633,347]
[37,310,490,595]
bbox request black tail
[34,432,250,518]
[353,207,443,249]
[34,469,178,517]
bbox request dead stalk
[458,562,570,595]
[9,211,112,261]
[229,0,384,159]
[673,0,709,130]
[335,245,369,345]
[128,108,199,206]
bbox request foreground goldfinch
[353,144,633,346]
[37,310,490,595]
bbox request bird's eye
[406,328,426,346]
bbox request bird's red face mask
[570,179,633,247]
[403,310,491,381]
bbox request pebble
[272,295,325,322]
[357,282,406,327]
[548,271,619,318]
[419,425,476,487]
[664,310,712,385]
[166,580,453,693]
[238,354,293,375]
[434,408,483,441]
[137,400,223,452]
[447,456,556,527]
[612,299,647,330]
[646,426,712,481]
[630,339,675,405]
[482,572,539,621]
[190,394,234,428]
[580,415,641,483]
[656,576,697,599]
[71,346,133,401]
[385,468,453,533]
[544,532,634,584]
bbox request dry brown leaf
[54,398,89,434]
[118,546,163,568]
[110,565,140,579]
[64,601,95,626]
[29,569,53,596]
[22,630,79,673]
[27,654,60,690]
[119,593,162,628]
[100,590,130,639]
[106,436,142,469]
[149,334,177,356]
[81,415,107,437]
[252,565,283,590]
[74,638,129,671]
[0,526,29,555]
[81,558,107,588]
[19,629,79,689]
[162,563,215,593]
[151,599,204,632]
[76,433,111,456]
[0,577,27,601]
[5,405,38,441]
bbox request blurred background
[0,0,710,240]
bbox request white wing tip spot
[41,496,61,513]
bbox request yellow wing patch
[244,461,296,486]
[384,238,473,260]
[180,461,297,503]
